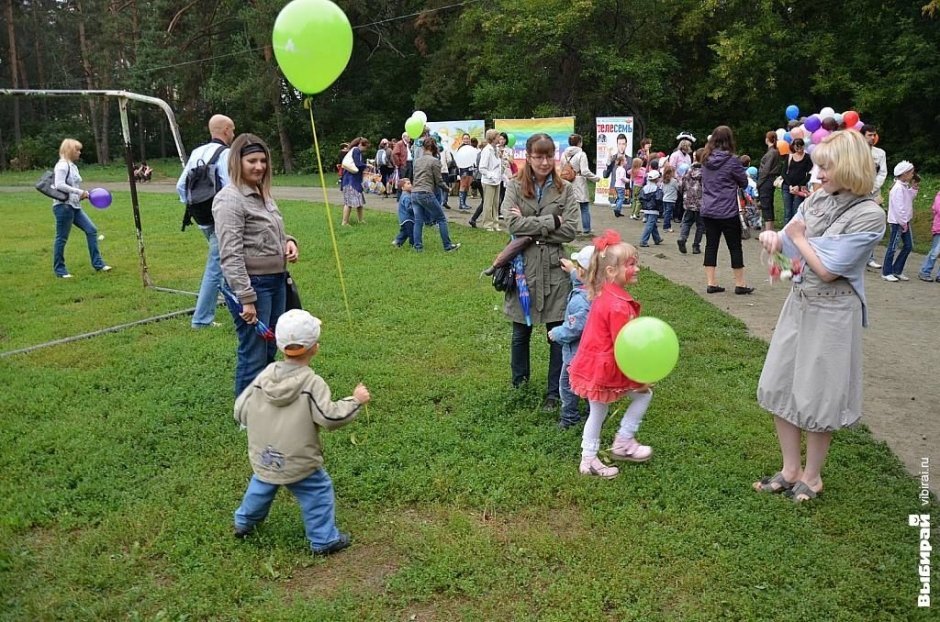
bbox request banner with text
[594,116,634,205]
[493,117,576,170]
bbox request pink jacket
[887,179,917,225]
[931,191,940,235]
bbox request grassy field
[0,191,934,620]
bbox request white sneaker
[896,274,910,282]
[867,260,882,269]
[59,273,73,279]
[98,265,112,272]
[881,274,899,282]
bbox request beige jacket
[502,178,579,324]
[235,361,362,485]
[213,184,296,304]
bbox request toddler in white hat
[882,160,918,282]
[232,308,371,556]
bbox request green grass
[0,159,339,188]
[0,191,934,620]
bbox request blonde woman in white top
[478,129,503,231]
[51,138,110,278]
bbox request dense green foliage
[0,191,936,619]
[2,0,939,172]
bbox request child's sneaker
[312,532,351,556]
[610,434,652,462]
[579,457,619,479]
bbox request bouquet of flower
[767,251,803,283]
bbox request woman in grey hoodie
[700,126,753,294]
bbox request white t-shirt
[615,165,628,189]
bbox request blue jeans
[53,204,105,276]
[393,221,414,247]
[663,201,675,230]
[781,188,804,224]
[882,223,913,277]
[224,273,286,396]
[192,225,222,326]
[640,213,662,246]
[919,234,940,280]
[411,191,454,251]
[234,469,342,552]
[613,187,625,215]
[578,202,591,233]
[559,345,582,425]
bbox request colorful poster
[426,120,485,153]
[493,117,576,170]
[593,116,634,205]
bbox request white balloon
[776,128,786,140]
[833,113,844,125]
[819,106,835,120]
[413,110,428,124]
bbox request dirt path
[12,181,937,491]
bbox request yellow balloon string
[307,100,367,424]
[307,101,353,327]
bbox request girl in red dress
[568,230,654,479]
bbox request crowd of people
[62,111,924,558]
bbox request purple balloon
[88,188,112,209]
[853,120,864,131]
[804,115,822,133]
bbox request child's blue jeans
[919,234,940,280]
[663,201,675,230]
[613,187,625,215]
[882,223,913,278]
[234,468,343,553]
[559,345,582,426]
[394,221,414,247]
[640,213,662,246]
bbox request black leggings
[702,215,744,269]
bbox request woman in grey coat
[503,133,579,411]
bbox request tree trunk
[5,0,22,143]
[261,43,293,172]
[76,0,107,164]
[138,110,146,163]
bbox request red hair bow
[593,229,622,252]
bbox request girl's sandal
[790,481,822,504]
[753,472,797,494]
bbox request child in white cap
[881,160,918,282]
[548,245,595,429]
[232,309,371,556]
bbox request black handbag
[36,169,69,201]
[491,263,516,292]
[285,272,303,311]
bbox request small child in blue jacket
[392,179,415,248]
[639,170,664,247]
[548,245,595,429]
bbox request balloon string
[308,102,353,327]
[308,101,367,425]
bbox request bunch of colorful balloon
[773,105,867,156]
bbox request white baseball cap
[276,309,322,355]
[647,170,661,181]
[570,245,595,269]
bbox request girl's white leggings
[580,390,653,459]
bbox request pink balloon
[853,120,864,131]
[811,128,830,144]
[790,128,803,140]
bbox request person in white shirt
[861,124,887,268]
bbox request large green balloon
[613,317,679,384]
[272,0,353,95]
[405,116,424,138]
[506,133,517,148]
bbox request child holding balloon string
[567,230,654,479]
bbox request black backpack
[182,144,226,230]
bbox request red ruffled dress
[568,282,644,403]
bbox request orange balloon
[777,140,790,155]
[873,133,880,145]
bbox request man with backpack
[176,114,235,329]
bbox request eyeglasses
[528,154,554,162]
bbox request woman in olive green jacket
[503,133,580,411]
